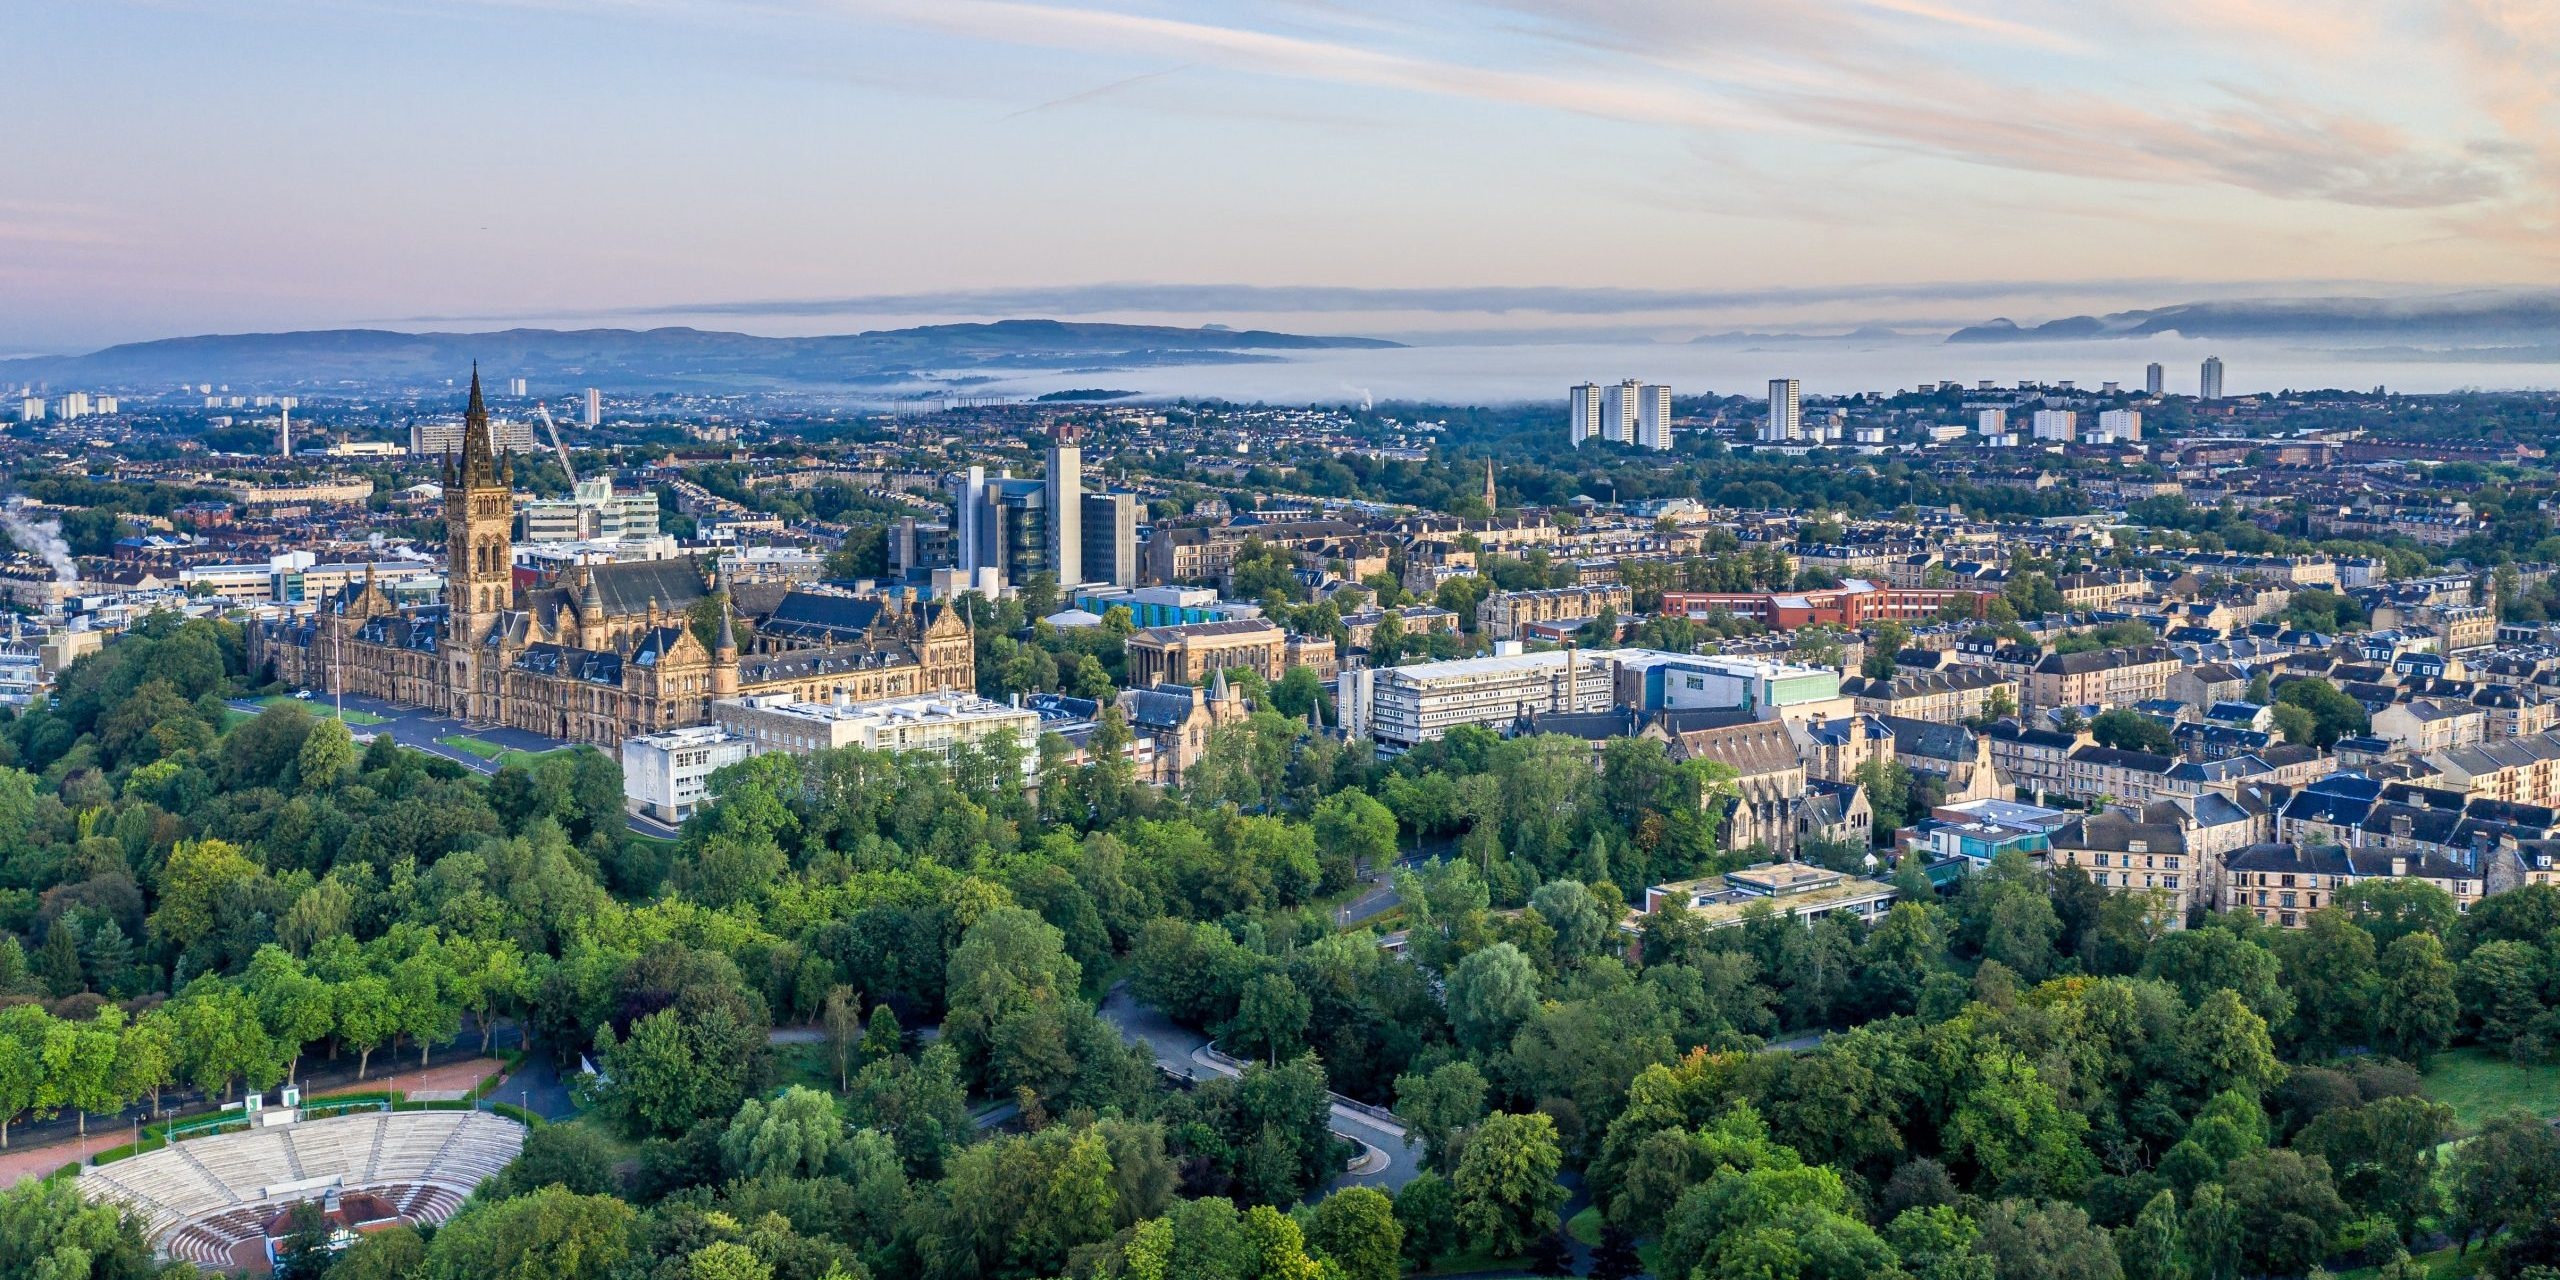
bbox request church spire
[1482,458,1496,513]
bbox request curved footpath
[1097,983,1421,1193]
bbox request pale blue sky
[6,0,2555,351]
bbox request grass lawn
[1566,1206,1603,1247]
[437,734,511,760]
[2337,1242,2482,1280]
[2420,1046,2560,1134]
[774,1041,845,1093]
[258,695,386,725]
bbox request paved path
[1097,983,1419,1193]
[229,695,682,839]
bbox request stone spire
[459,364,498,487]
[1482,458,1496,513]
[1210,666,1231,702]
[580,567,605,617]
[716,596,738,657]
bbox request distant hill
[0,320,1403,391]
[1946,291,2560,345]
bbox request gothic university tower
[443,367,514,720]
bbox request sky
[9,0,2560,353]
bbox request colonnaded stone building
[247,371,975,748]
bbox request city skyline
[12,1,2560,353]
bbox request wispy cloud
[815,0,2524,212]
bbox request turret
[711,598,740,697]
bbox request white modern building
[508,377,529,397]
[1635,383,1673,450]
[56,393,89,420]
[413,417,539,455]
[520,477,660,543]
[582,387,603,427]
[2031,410,2077,442]
[1337,647,1616,752]
[2200,356,2225,400]
[711,691,1042,770]
[1763,379,1801,442]
[17,398,40,423]
[2145,363,2164,396]
[1976,408,2007,438]
[2093,409,2143,443]
[622,725,754,823]
[1568,382,1604,447]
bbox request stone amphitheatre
[76,1103,525,1271]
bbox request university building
[247,371,976,750]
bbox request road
[228,694,683,839]
[1097,983,1420,1194]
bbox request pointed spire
[716,596,738,655]
[1210,666,1231,702]
[465,363,486,425]
[580,567,604,615]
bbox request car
[293,690,313,699]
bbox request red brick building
[1661,580,1989,629]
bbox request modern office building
[2095,409,2143,442]
[945,442,1098,593]
[581,387,603,426]
[621,726,754,823]
[711,690,1040,771]
[508,377,528,397]
[520,477,661,543]
[2031,409,2077,442]
[1976,408,2007,438]
[1568,382,1604,446]
[2145,362,2164,396]
[2200,356,2225,400]
[1080,490,1140,588]
[1763,379,1801,442]
[1338,647,1619,752]
[1047,431,1083,589]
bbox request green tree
[337,974,398,1080]
[296,716,359,790]
[0,1176,165,1280]
[2273,909,2376,1054]
[1394,1060,1490,1173]
[2458,939,2546,1050]
[2272,678,2368,748]
[1225,973,1311,1068]
[1311,791,1398,897]
[1974,1199,2121,1280]
[721,1085,849,1180]
[1395,1172,1460,1270]
[2340,877,2458,950]
[2373,931,2459,1064]
[2222,1149,2347,1277]
[2446,1108,2560,1255]
[421,1185,636,1280]
[2118,1190,2186,1280]
[2295,1095,2456,1237]
[1452,1111,1568,1258]
[1446,942,1542,1054]
[245,945,335,1083]
[1307,1186,1404,1280]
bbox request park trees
[1452,1111,1568,1258]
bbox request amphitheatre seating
[76,1107,527,1260]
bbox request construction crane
[533,401,578,487]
